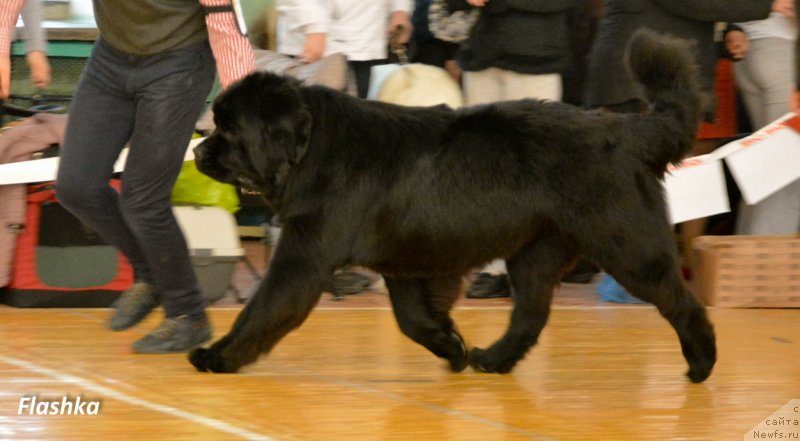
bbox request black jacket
[447,0,575,75]
[585,0,772,120]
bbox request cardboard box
[692,235,800,307]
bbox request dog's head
[194,72,312,200]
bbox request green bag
[171,160,240,214]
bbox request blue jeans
[55,38,216,319]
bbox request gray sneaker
[108,282,159,331]
[132,315,212,354]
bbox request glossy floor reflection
[0,305,797,440]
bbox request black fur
[190,30,716,382]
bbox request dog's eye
[269,127,292,144]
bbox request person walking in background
[726,8,800,235]
[1,0,256,353]
[444,0,575,299]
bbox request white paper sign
[663,155,730,224]
[0,138,204,186]
[716,113,800,205]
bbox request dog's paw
[188,347,239,373]
[468,347,515,374]
[686,361,714,383]
[447,332,469,373]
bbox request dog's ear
[289,110,312,165]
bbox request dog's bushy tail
[626,29,702,177]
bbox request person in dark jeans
[0,0,256,353]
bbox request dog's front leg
[190,227,332,373]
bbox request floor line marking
[0,355,276,441]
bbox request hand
[388,11,412,44]
[724,30,749,60]
[301,33,326,64]
[791,87,800,113]
[444,59,462,82]
[26,50,51,89]
[772,0,795,17]
[467,0,489,6]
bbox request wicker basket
[692,235,800,307]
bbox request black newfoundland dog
[190,30,716,383]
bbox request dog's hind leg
[385,275,469,372]
[588,232,717,383]
[469,233,574,374]
[189,227,333,373]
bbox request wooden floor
[1,302,798,440]
[1,241,798,440]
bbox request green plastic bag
[171,160,240,214]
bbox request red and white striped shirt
[0,0,25,60]
[199,0,255,88]
[1,0,254,90]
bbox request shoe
[466,273,511,299]
[108,282,159,331]
[596,274,646,304]
[132,315,212,354]
[325,271,373,300]
[561,260,600,284]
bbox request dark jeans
[55,38,216,320]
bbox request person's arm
[20,0,50,89]
[389,0,414,44]
[199,0,256,89]
[722,24,749,61]
[278,0,331,63]
[1,0,26,99]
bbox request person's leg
[349,59,385,99]
[462,67,503,106]
[56,38,144,282]
[56,39,163,327]
[734,38,799,235]
[61,39,217,350]
[462,68,511,298]
[501,71,563,102]
[121,40,216,327]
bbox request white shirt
[276,0,331,56]
[277,0,413,61]
[738,12,797,42]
